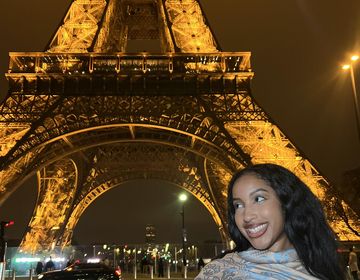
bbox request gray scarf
[195,248,319,280]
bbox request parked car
[37,262,121,279]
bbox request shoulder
[194,252,243,279]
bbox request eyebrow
[233,188,269,200]
[249,188,269,196]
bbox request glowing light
[342,64,350,70]
[179,193,187,202]
[351,55,359,61]
[45,257,65,262]
[15,257,41,263]
[87,258,100,263]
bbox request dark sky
[0,0,359,245]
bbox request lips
[244,223,268,238]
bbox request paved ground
[4,273,196,280]
[121,272,196,279]
[4,277,194,280]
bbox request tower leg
[20,158,78,253]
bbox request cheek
[234,212,244,232]
[272,205,286,231]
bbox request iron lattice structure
[0,0,359,253]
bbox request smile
[245,223,268,238]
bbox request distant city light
[15,257,66,263]
[15,257,41,263]
[45,257,65,262]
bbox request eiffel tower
[1,0,359,253]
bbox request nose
[243,205,257,223]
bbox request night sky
[0,0,359,245]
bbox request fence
[3,242,226,278]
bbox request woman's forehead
[232,173,274,197]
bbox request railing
[3,243,226,277]
[7,52,252,75]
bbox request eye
[233,201,244,209]
[254,196,265,203]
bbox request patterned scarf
[194,248,320,280]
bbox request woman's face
[232,173,292,252]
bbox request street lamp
[179,193,187,267]
[342,54,360,141]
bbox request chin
[249,237,276,251]
[250,242,271,251]
[255,246,271,251]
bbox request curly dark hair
[227,163,344,280]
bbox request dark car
[37,262,121,280]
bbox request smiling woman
[232,174,292,253]
[195,163,345,280]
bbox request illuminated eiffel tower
[0,0,359,252]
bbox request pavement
[4,277,194,280]
[121,272,196,279]
[4,273,196,280]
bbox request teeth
[247,224,266,233]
